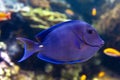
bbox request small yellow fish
[80,74,87,80]
[98,71,105,78]
[103,48,120,57]
[92,8,96,16]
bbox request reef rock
[96,4,120,50]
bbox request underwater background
[0,0,120,80]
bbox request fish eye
[87,29,94,34]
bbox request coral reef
[96,4,120,49]
[1,41,117,80]
[20,8,68,29]
[95,3,120,75]
[0,0,120,80]
[0,42,34,80]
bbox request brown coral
[19,0,50,9]
[30,0,50,9]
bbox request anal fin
[37,54,82,64]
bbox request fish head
[73,21,104,48]
[82,24,104,47]
[70,21,104,62]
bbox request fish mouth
[82,38,104,48]
[81,33,104,48]
[83,40,104,48]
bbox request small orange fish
[65,9,74,16]
[0,12,11,21]
[103,48,120,57]
[92,8,96,16]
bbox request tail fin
[16,37,39,62]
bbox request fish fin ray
[16,37,39,62]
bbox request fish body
[103,48,120,57]
[17,20,104,64]
[0,12,11,21]
[92,8,97,16]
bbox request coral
[0,42,34,80]
[30,0,50,9]
[1,1,120,80]
[19,0,50,9]
[0,55,20,80]
[95,3,120,75]
[96,4,120,49]
[0,42,7,50]
[61,64,82,80]
[20,8,68,29]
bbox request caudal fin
[16,37,39,62]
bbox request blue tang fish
[16,20,104,64]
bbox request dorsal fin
[35,20,78,42]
